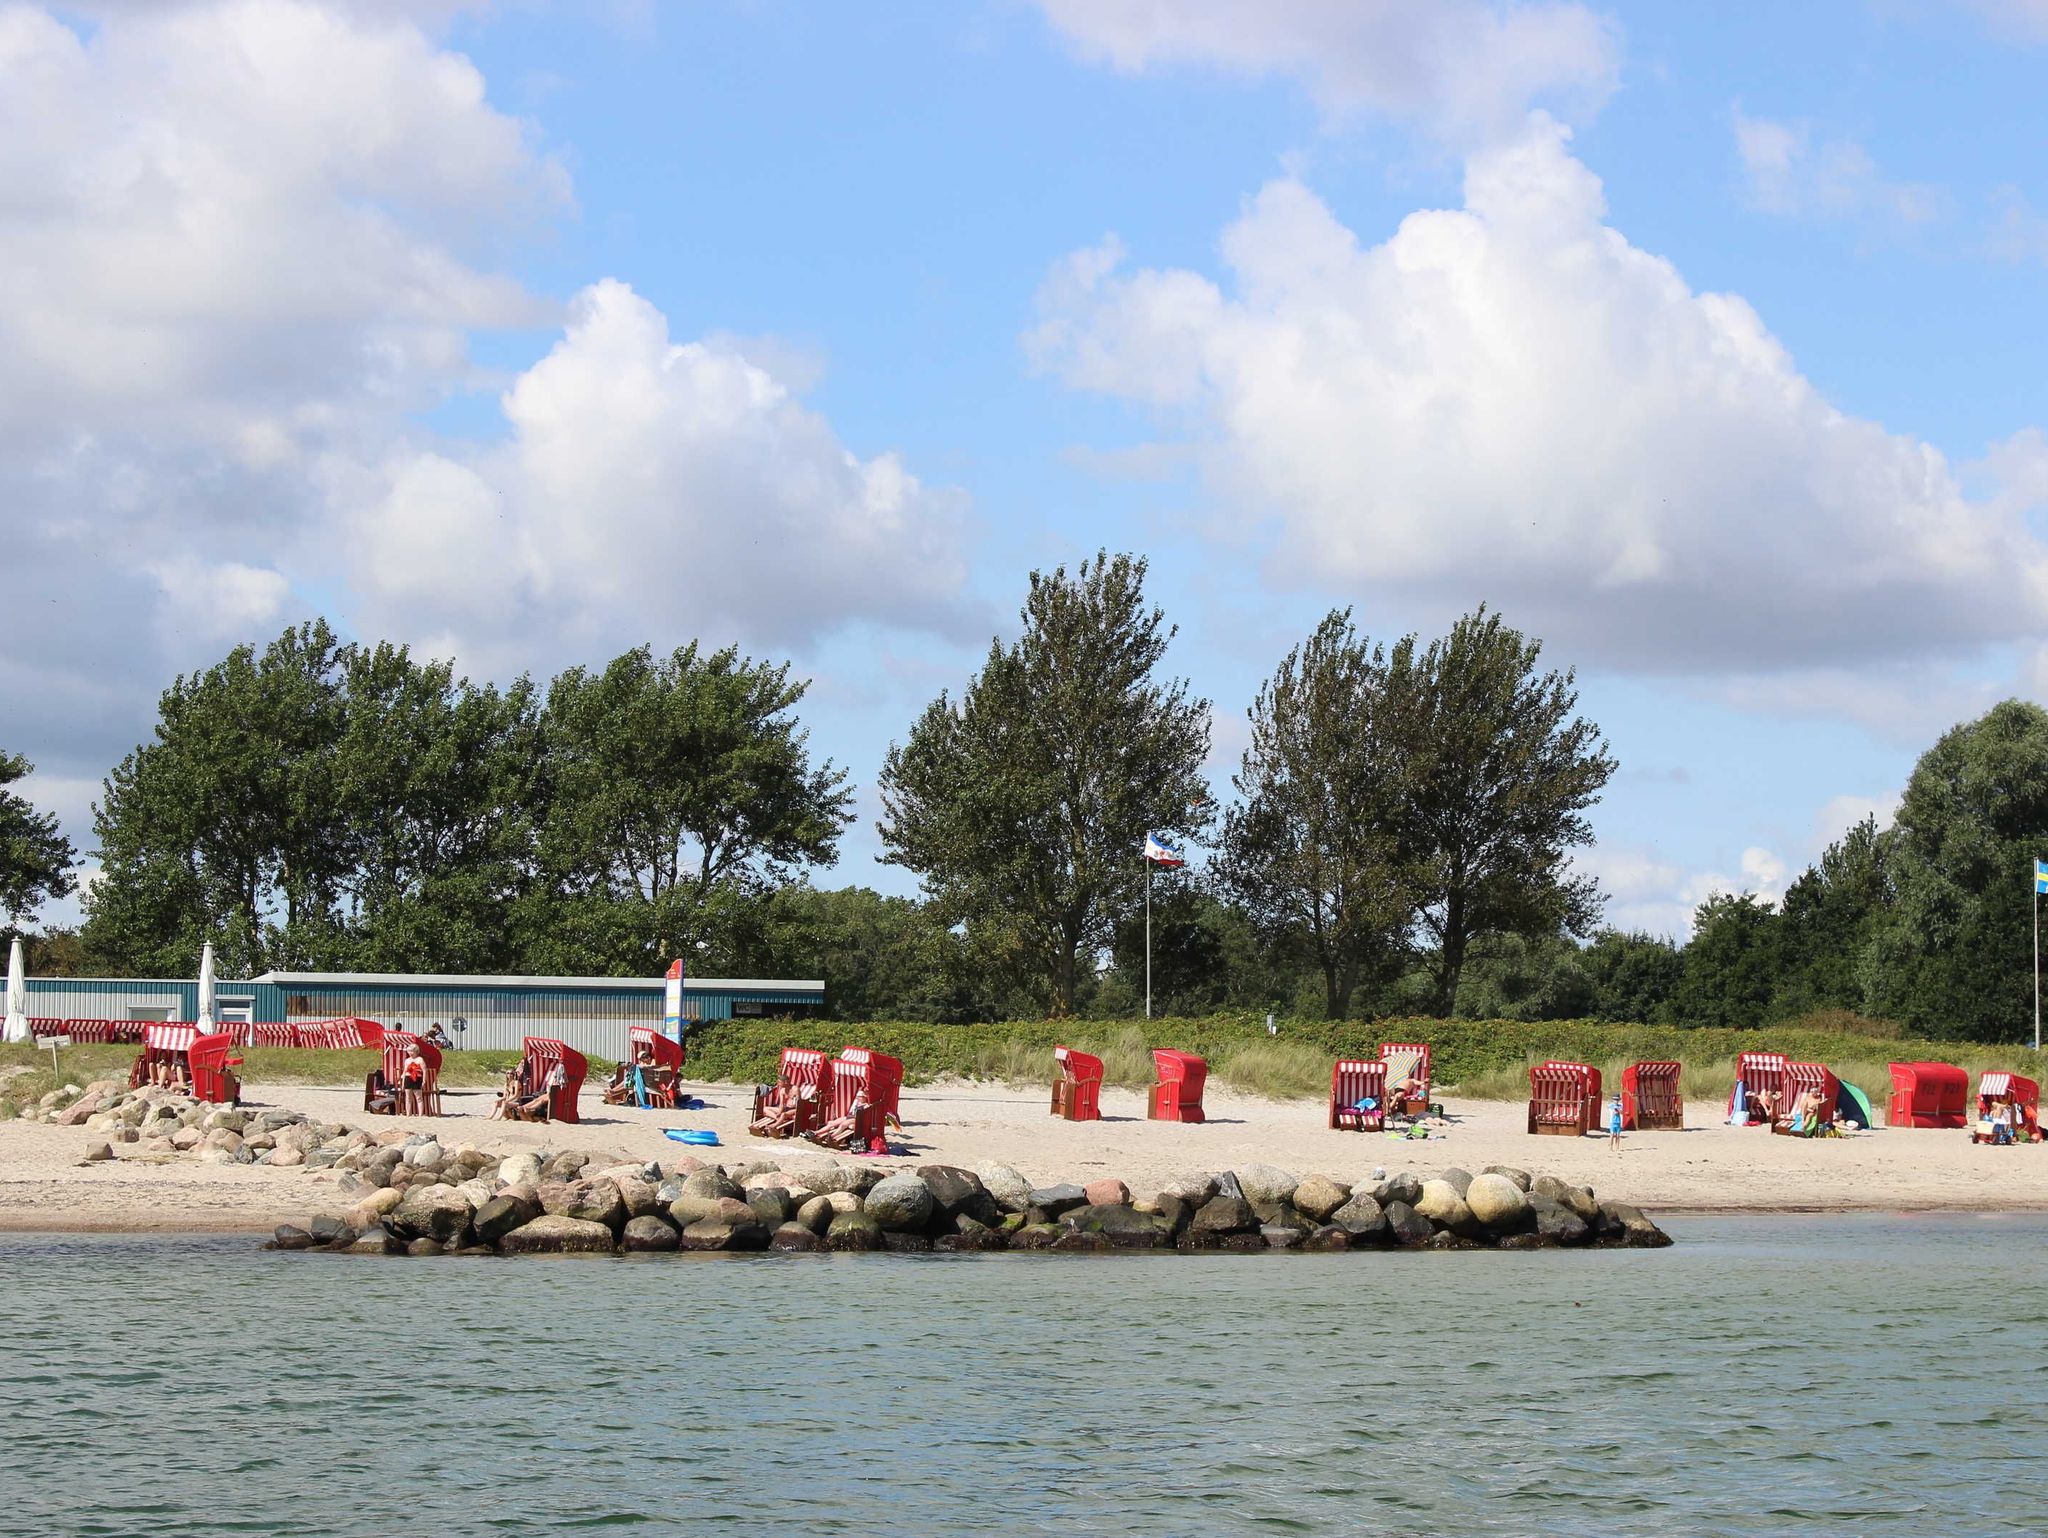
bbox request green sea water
[0,1216,2041,1536]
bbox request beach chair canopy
[1728,1051,1787,1122]
[1886,1061,1968,1127]
[626,1024,685,1074]
[187,1031,240,1104]
[1782,1062,1841,1126]
[1329,1058,1387,1131]
[831,1047,904,1120]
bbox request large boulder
[1082,1177,1131,1209]
[1009,1223,1064,1250]
[864,1174,936,1232]
[1382,1201,1434,1246]
[1261,1224,1306,1250]
[1186,1195,1258,1240]
[558,1178,626,1230]
[1060,1203,1170,1249]
[613,1175,664,1219]
[497,1152,542,1189]
[347,1225,400,1256]
[1527,1194,1589,1246]
[1482,1165,1532,1191]
[271,1224,314,1251]
[770,1222,825,1252]
[1235,1164,1300,1207]
[500,1215,617,1255]
[884,1230,937,1253]
[1302,1225,1354,1252]
[681,1216,770,1252]
[622,1215,680,1252]
[474,1192,541,1245]
[1598,1201,1673,1248]
[1464,1173,1531,1232]
[678,1169,744,1203]
[794,1194,835,1234]
[747,1188,795,1227]
[1328,1191,1387,1238]
[1374,1172,1423,1208]
[387,1184,475,1246]
[1028,1183,1088,1217]
[825,1212,882,1252]
[796,1163,880,1197]
[1291,1174,1351,1223]
[823,1191,865,1216]
[916,1166,1003,1228]
[1414,1179,1471,1228]
[1158,1172,1219,1205]
[975,1162,1034,1213]
[1436,1167,1475,1197]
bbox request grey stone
[81,1141,114,1163]
[1050,1228,1110,1252]
[881,1230,936,1253]
[271,1224,314,1250]
[747,1188,795,1227]
[1158,1172,1219,1205]
[1329,1191,1387,1238]
[1236,1164,1300,1207]
[387,1184,475,1246]
[1028,1183,1089,1217]
[500,1215,616,1255]
[769,1222,824,1252]
[1213,1171,1245,1201]
[1482,1165,1533,1191]
[1302,1224,1354,1252]
[1383,1201,1434,1246]
[795,1194,835,1234]
[797,1163,880,1197]
[348,1225,400,1256]
[622,1215,680,1252]
[1374,1173,1423,1208]
[681,1217,770,1252]
[679,1169,744,1203]
[864,1174,936,1232]
[1009,1223,1064,1250]
[405,1237,444,1257]
[1059,1203,1170,1249]
[1414,1179,1470,1227]
[1261,1224,1306,1250]
[916,1166,1003,1227]
[1528,1194,1590,1246]
[308,1215,353,1246]
[1437,1167,1474,1197]
[937,1221,1007,1252]
[474,1192,541,1246]
[1497,1231,1551,1250]
[1187,1195,1258,1239]
[974,1161,1034,1213]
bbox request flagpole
[1145,857,1153,1021]
[2034,878,2040,1053]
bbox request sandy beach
[0,1074,2033,1232]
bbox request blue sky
[7,0,2048,936]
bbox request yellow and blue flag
[2035,859,2048,896]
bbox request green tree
[1409,607,1615,1015]
[1770,815,1893,1019]
[1580,929,1682,1023]
[1103,878,1280,1018]
[1865,701,2048,1041]
[1453,930,1598,1021]
[533,643,852,974]
[0,751,75,929]
[1672,892,1781,1030]
[1214,610,1423,1018]
[731,885,992,1022]
[878,552,1211,1014]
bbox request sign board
[663,958,685,1042]
[43,1035,72,1049]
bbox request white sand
[0,1075,2032,1231]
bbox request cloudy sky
[7,0,2047,936]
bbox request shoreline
[5,1075,2038,1234]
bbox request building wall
[23,975,823,1061]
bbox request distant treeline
[6,554,2047,1044]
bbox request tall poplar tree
[877,552,1210,1014]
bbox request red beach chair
[1378,1042,1432,1115]
[1527,1060,1601,1135]
[1329,1058,1388,1131]
[1051,1045,1104,1121]
[187,1031,241,1105]
[367,1032,442,1116]
[1972,1072,2042,1144]
[1621,1061,1683,1130]
[751,1046,831,1137]
[832,1047,904,1121]
[129,1023,199,1090]
[1886,1061,1969,1128]
[622,1025,686,1108]
[1773,1062,1840,1135]
[248,1023,300,1049]
[1148,1049,1207,1123]
[521,1037,588,1123]
[1728,1051,1787,1126]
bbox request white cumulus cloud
[1030,114,2048,676]
[330,280,975,675]
[1036,0,1618,145]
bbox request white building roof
[252,971,823,994]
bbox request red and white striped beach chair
[1728,1051,1787,1126]
[1329,1059,1388,1131]
[1773,1061,1839,1135]
[751,1046,831,1138]
[1622,1061,1683,1130]
[1527,1060,1600,1136]
[129,1023,199,1089]
[1972,1072,2042,1143]
[1378,1042,1431,1115]
[187,1031,241,1105]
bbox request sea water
[0,1216,2041,1536]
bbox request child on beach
[1607,1093,1623,1151]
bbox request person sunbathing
[1749,1085,1781,1125]
[601,1063,633,1106]
[515,1059,567,1122]
[1784,1088,1823,1135]
[804,1090,868,1150]
[491,1063,531,1121]
[1388,1074,1425,1112]
[750,1076,803,1137]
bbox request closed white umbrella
[3,936,28,1044]
[195,941,216,1033]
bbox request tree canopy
[0,750,75,930]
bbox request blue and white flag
[2035,858,2048,896]
[1143,831,1185,869]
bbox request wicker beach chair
[1527,1060,1600,1136]
[366,1031,442,1116]
[1886,1061,1968,1128]
[1329,1058,1387,1131]
[1378,1042,1432,1115]
[521,1037,588,1123]
[1051,1045,1105,1121]
[1728,1051,1787,1126]
[750,1047,831,1138]
[1621,1061,1683,1130]
[1972,1072,2042,1143]
[1148,1049,1208,1123]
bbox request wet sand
[0,1075,2028,1231]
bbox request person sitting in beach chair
[365,1067,399,1116]
[805,1089,869,1150]
[511,1059,567,1122]
[1987,1096,2018,1145]
[1388,1073,1426,1116]
[491,1061,532,1121]
[750,1076,814,1138]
